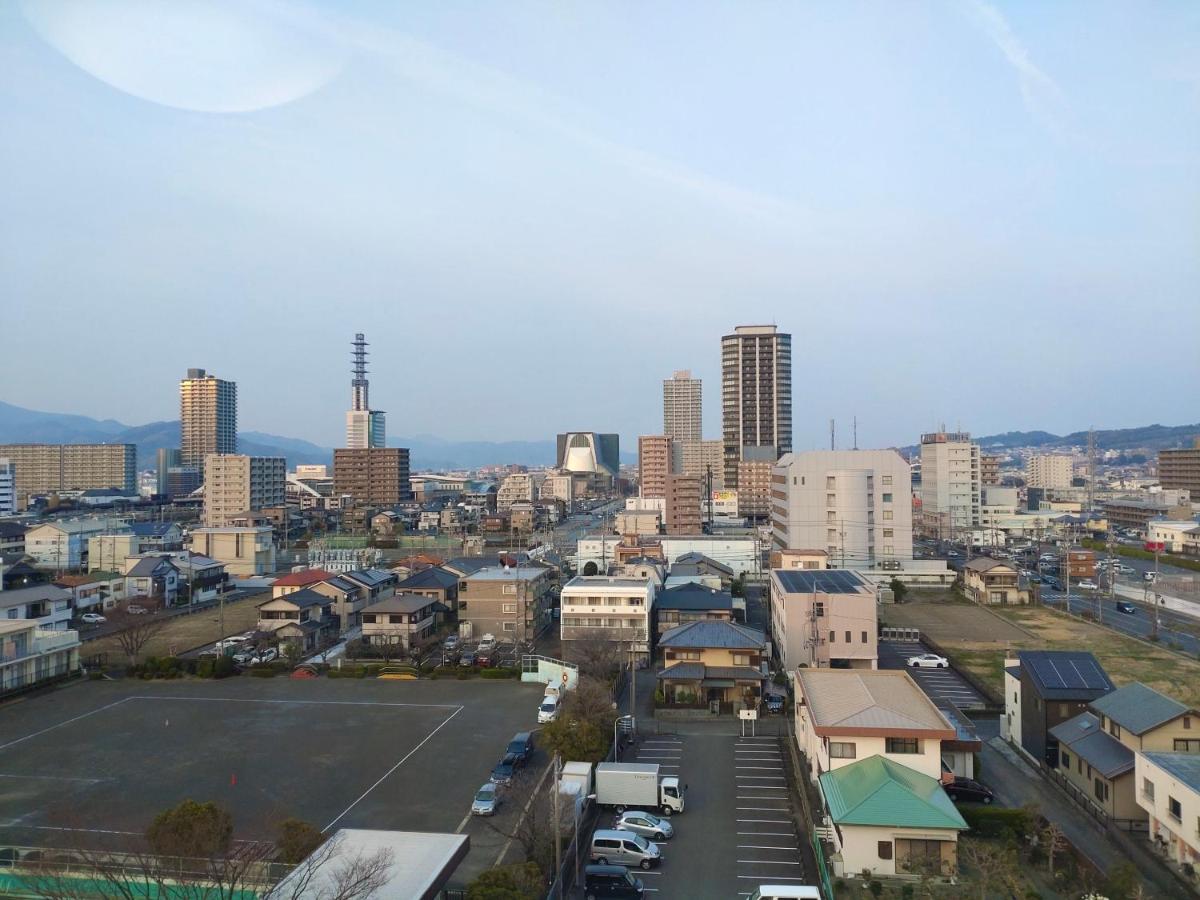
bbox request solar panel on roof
[1027,652,1110,691]
[776,569,867,593]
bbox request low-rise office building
[769,569,877,671]
[560,576,655,665]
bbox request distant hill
[976,423,1200,452]
[0,401,636,471]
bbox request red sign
[1144,542,1165,553]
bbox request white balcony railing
[34,628,80,654]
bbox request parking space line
[738,844,800,850]
[738,831,794,836]
[736,776,785,780]
[737,806,790,811]
[737,818,790,823]
[738,859,803,865]
[736,765,783,770]
[736,875,812,881]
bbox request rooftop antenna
[351,333,369,411]
[830,419,835,451]
[853,416,858,451]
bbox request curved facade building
[556,433,620,478]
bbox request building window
[896,839,943,874]
[844,630,851,643]
[826,476,836,489]
[1168,797,1182,822]
[503,622,517,632]
[1108,720,1121,739]
[826,494,836,507]
[1173,739,1200,752]
[502,584,517,595]
[1061,751,1071,770]
[883,510,893,521]
[829,631,835,643]
[877,841,892,860]
[814,602,825,618]
[883,528,894,538]
[886,737,919,754]
[502,603,517,613]
[882,493,893,503]
[1142,778,1154,801]
[829,742,857,759]
[882,475,892,486]
[1184,716,1191,730]
[1059,703,1070,718]
[861,631,868,643]
[1094,778,1108,802]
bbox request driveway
[877,640,987,710]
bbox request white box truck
[594,762,685,816]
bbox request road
[1040,590,1200,655]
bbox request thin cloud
[964,0,1070,136]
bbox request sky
[2,0,1198,451]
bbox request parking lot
[0,676,546,886]
[592,732,812,897]
[878,640,987,710]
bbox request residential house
[129,522,184,552]
[820,756,968,879]
[87,532,139,572]
[388,554,444,579]
[271,569,336,599]
[25,519,109,570]
[0,522,25,556]
[962,558,1030,605]
[123,555,181,606]
[1050,683,1198,824]
[769,548,829,570]
[310,575,368,633]
[794,669,957,784]
[190,525,275,577]
[653,582,734,635]
[769,569,878,672]
[669,552,734,589]
[172,553,228,604]
[559,576,655,666]
[342,568,397,603]
[1136,752,1200,871]
[395,566,459,617]
[0,554,46,591]
[361,593,444,650]
[54,571,127,612]
[256,588,336,652]
[1012,650,1114,767]
[621,557,666,587]
[0,618,80,699]
[458,565,554,644]
[0,583,74,630]
[656,619,766,710]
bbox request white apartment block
[24,519,109,570]
[560,576,655,664]
[203,455,286,527]
[0,459,14,517]
[771,450,913,567]
[1026,454,1074,490]
[919,432,981,538]
[663,370,702,445]
[0,618,80,699]
[497,472,543,509]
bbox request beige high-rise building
[737,459,775,521]
[638,435,672,499]
[980,453,1001,486]
[333,448,412,507]
[771,450,914,566]
[180,368,237,469]
[0,444,137,509]
[203,455,286,527]
[1159,440,1200,497]
[919,432,981,538]
[663,370,702,445]
[680,439,725,490]
[721,325,792,488]
[1026,454,1074,490]
[664,474,703,535]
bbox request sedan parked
[907,653,949,669]
[471,782,501,816]
[490,754,519,786]
[944,777,994,804]
[613,810,674,841]
[458,651,476,667]
[1076,580,1098,591]
[80,613,106,624]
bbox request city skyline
[2,2,1197,449]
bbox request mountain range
[0,401,625,470]
[2,401,1195,470]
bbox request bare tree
[263,833,394,900]
[482,766,571,879]
[565,629,623,680]
[108,611,170,665]
[958,838,1020,900]
[1040,820,1068,876]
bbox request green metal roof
[819,756,968,830]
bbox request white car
[907,653,949,669]
[477,634,498,653]
[537,695,560,723]
[251,648,279,665]
[80,612,106,624]
[1077,580,1098,591]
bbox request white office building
[919,432,981,538]
[1026,454,1074,490]
[0,459,14,517]
[560,576,655,665]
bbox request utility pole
[1151,542,1163,641]
[1103,528,1115,625]
[551,753,562,880]
[1062,524,1072,616]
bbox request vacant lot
[86,592,268,661]
[0,676,547,886]
[882,597,1200,706]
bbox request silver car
[471,782,501,816]
[613,810,674,841]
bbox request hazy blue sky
[2,1,1197,450]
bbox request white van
[747,887,821,900]
[538,694,560,723]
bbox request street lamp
[612,714,634,761]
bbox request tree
[731,575,745,598]
[482,768,572,879]
[539,676,617,763]
[277,818,324,865]
[1040,819,1068,876]
[958,838,1020,900]
[110,610,170,665]
[889,577,908,603]
[466,862,543,900]
[565,629,623,680]
[146,799,233,858]
[264,832,395,900]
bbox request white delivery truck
[594,762,685,816]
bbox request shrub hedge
[961,805,1033,839]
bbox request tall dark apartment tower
[721,325,792,488]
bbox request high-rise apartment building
[663,370,702,445]
[180,368,237,469]
[203,455,287,527]
[0,444,137,509]
[333,448,411,507]
[1158,440,1200,497]
[919,432,981,538]
[496,472,544,509]
[1026,454,1074,491]
[345,333,386,449]
[638,435,672,499]
[736,459,775,522]
[980,453,1001,486]
[771,450,914,566]
[0,459,14,517]
[721,325,792,488]
[664,474,703,535]
[680,439,725,490]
